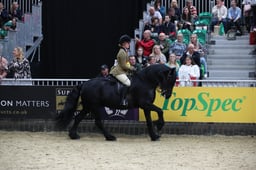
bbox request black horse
[56,64,176,141]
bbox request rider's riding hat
[119,34,131,45]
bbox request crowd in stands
[115,0,254,87]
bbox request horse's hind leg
[94,110,116,141]
[69,110,86,139]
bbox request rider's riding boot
[120,86,129,106]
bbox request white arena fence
[0,78,256,87]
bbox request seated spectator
[180,43,201,70]
[165,53,180,77]
[169,33,187,64]
[178,55,200,87]
[180,7,194,31]
[8,2,22,21]
[129,55,142,72]
[185,0,198,21]
[149,45,166,64]
[161,16,176,41]
[227,0,242,36]
[144,17,162,39]
[135,47,148,68]
[0,55,8,79]
[211,0,228,33]
[189,34,208,78]
[8,47,31,79]
[167,7,179,24]
[154,0,166,18]
[0,2,8,28]
[135,30,155,57]
[97,64,109,78]
[155,32,171,58]
[170,0,181,21]
[144,6,162,29]
[146,56,157,66]
[0,18,17,39]
[242,0,253,33]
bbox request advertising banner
[139,87,256,123]
[0,86,55,119]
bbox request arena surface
[0,130,255,170]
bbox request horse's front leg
[143,104,165,141]
[93,109,116,141]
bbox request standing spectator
[0,55,8,79]
[149,45,166,64]
[8,1,23,21]
[135,30,155,57]
[155,32,171,58]
[135,47,148,68]
[97,64,109,78]
[8,47,31,79]
[211,0,228,33]
[169,33,187,64]
[227,0,243,35]
[161,16,176,41]
[0,2,8,28]
[110,35,135,106]
[178,55,200,87]
[242,0,253,33]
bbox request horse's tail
[56,84,82,129]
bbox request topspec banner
[139,87,256,123]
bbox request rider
[110,34,135,106]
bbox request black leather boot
[120,86,129,106]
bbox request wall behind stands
[40,0,151,78]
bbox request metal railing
[1,78,256,87]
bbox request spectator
[165,53,180,77]
[129,55,142,72]
[0,2,8,28]
[170,0,181,21]
[135,30,155,57]
[149,45,166,64]
[167,7,179,23]
[161,16,176,41]
[227,0,242,36]
[178,55,200,87]
[110,35,135,106]
[144,17,162,39]
[185,0,198,20]
[154,0,166,18]
[146,56,157,66]
[211,0,228,33]
[181,7,193,31]
[135,47,148,68]
[97,64,109,78]
[0,18,17,39]
[144,6,163,29]
[180,43,201,70]
[189,34,208,78]
[8,47,31,79]
[8,1,22,21]
[0,55,8,79]
[169,33,187,64]
[155,32,171,58]
[242,0,253,33]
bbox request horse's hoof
[151,135,161,141]
[105,135,117,141]
[69,133,80,140]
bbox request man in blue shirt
[227,0,242,35]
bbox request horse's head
[158,66,176,99]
